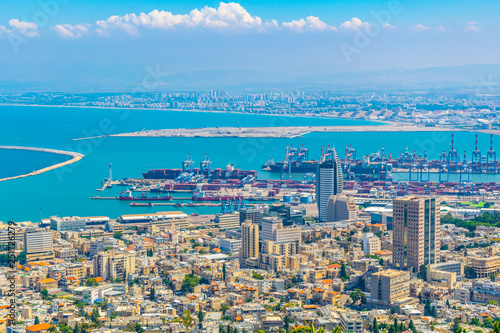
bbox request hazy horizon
[1,0,500,92]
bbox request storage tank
[300,194,312,204]
[283,195,293,203]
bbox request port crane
[487,134,497,173]
[200,154,212,179]
[447,134,460,172]
[472,134,482,173]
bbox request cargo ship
[262,144,392,181]
[143,164,257,180]
[119,190,172,201]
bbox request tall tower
[240,220,259,267]
[393,197,440,273]
[316,145,343,222]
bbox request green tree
[41,288,49,299]
[372,318,379,333]
[34,316,40,325]
[222,263,226,281]
[198,309,205,323]
[488,300,499,306]
[73,323,80,333]
[134,322,144,333]
[173,310,194,333]
[114,231,123,239]
[181,274,201,293]
[418,264,427,280]
[340,263,348,280]
[86,278,99,286]
[150,287,155,301]
[409,319,417,333]
[451,317,461,333]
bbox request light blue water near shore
[0,105,498,222]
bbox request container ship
[262,144,392,181]
[119,190,172,201]
[143,156,257,181]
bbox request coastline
[0,146,84,182]
[0,102,388,125]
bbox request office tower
[393,197,440,272]
[239,207,261,225]
[316,147,343,222]
[214,212,240,230]
[362,233,381,255]
[326,194,357,222]
[24,228,54,261]
[240,220,259,268]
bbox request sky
[0,0,499,91]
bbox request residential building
[471,256,500,278]
[362,233,381,255]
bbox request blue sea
[0,105,498,222]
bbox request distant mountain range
[2,64,500,93]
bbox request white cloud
[382,23,397,30]
[4,19,39,38]
[411,23,430,32]
[436,25,447,32]
[54,24,90,39]
[339,18,370,31]
[463,21,480,33]
[93,2,267,36]
[283,16,336,33]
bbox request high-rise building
[316,148,343,222]
[24,228,54,261]
[239,207,261,225]
[326,194,357,222]
[240,220,259,268]
[393,197,440,272]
